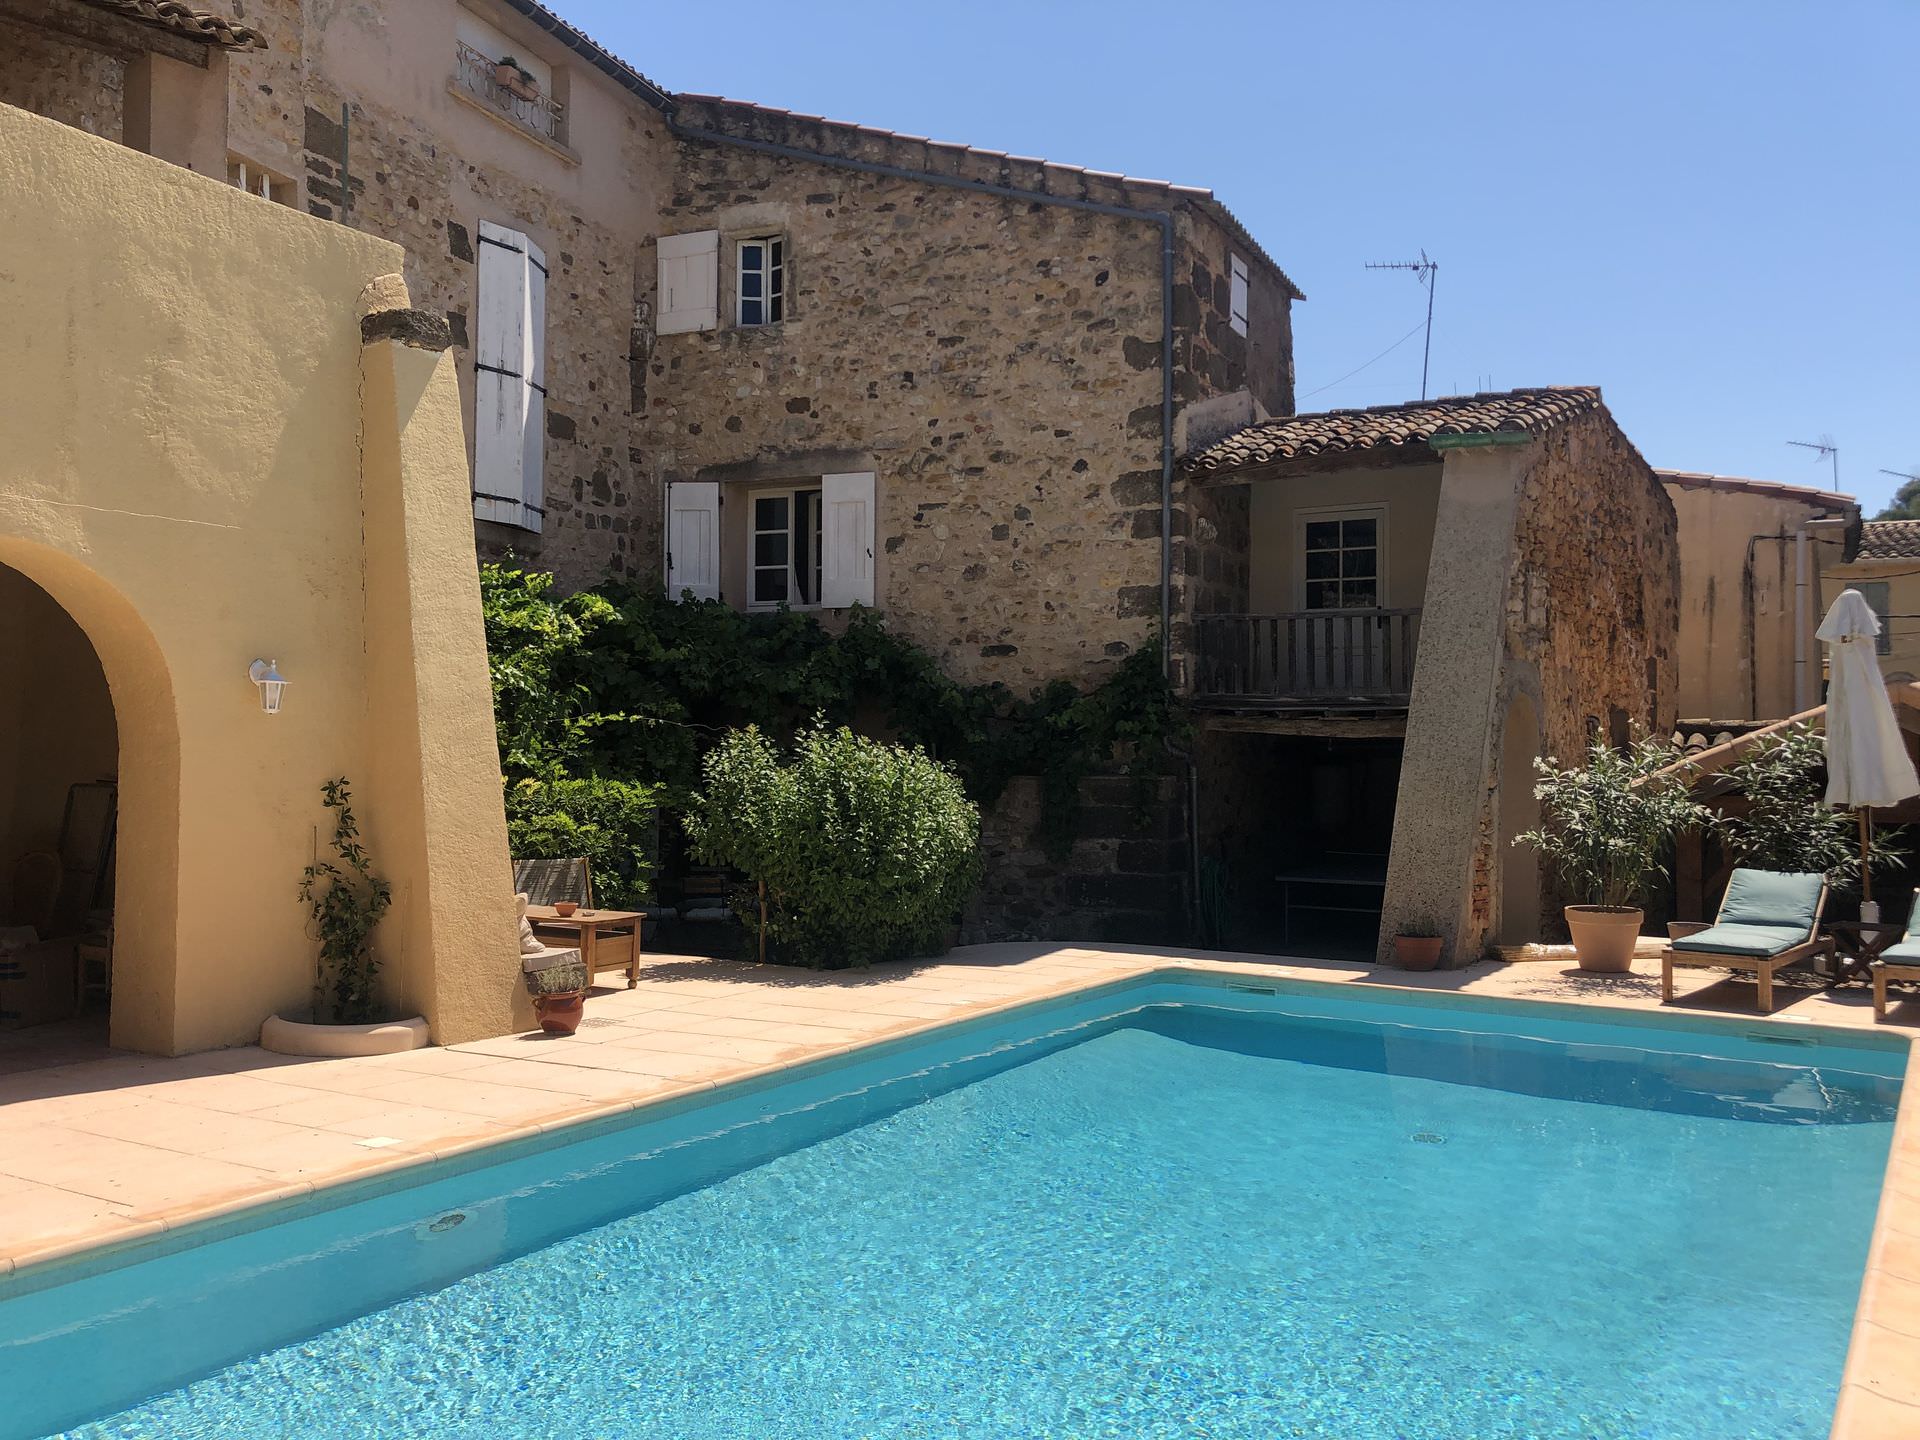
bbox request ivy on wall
[481,565,1185,861]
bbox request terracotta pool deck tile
[1844,1320,1920,1409]
[355,1074,585,1123]
[201,1127,434,1185]
[0,1129,290,1213]
[455,1059,681,1100]
[62,1099,323,1157]
[310,1103,518,1146]
[1856,1270,1920,1342]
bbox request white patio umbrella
[1817,588,1920,911]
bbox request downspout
[667,121,1180,678]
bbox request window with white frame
[227,154,295,207]
[1229,254,1250,336]
[1300,510,1380,610]
[737,236,785,326]
[751,486,822,606]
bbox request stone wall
[0,18,126,142]
[1506,411,1679,770]
[967,774,1187,943]
[1486,410,1680,941]
[222,0,674,591]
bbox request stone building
[1183,388,1680,965]
[1823,521,1920,686]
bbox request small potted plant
[523,953,588,1035]
[1392,919,1443,971]
[1515,736,1708,972]
[492,56,539,100]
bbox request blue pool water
[0,981,1902,1439]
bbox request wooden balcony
[1194,609,1421,710]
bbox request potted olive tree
[1515,737,1708,972]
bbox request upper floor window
[227,155,295,207]
[738,237,785,326]
[453,10,566,145]
[1229,255,1250,336]
[1301,510,1379,610]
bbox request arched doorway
[0,545,180,1055]
[1497,692,1543,945]
[0,563,119,1045]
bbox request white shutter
[657,230,718,335]
[472,220,544,531]
[522,235,547,533]
[1229,255,1250,336]
[667,481,721,602]
[821,471,875,609]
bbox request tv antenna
[1788,436,1840,492]
[1365,250,1437,400]
[1881,468,1920,486]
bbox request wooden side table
[525,906,643,989]
[1826,921,1904,988]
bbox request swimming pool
[0,976,1903,1438]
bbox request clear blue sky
[573,1,1917,512]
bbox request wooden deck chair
[1662,868,1831,1014]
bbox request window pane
[1342,580,1378,608]
[755,495,788,529]
[1341,549,1376,579]
[1343,517,1377,547]
[740,298,764,326]
[770,239,783,268]
[754,568,788,604]
[1305,581,1340,610]
[769,295,783,323]
[740,270,763,299]
[1305,551,1339,580]
[740,242,763,270]
[1304,521,1340,551]
[755,531,788,566]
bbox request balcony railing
[454,41,566,144]
[1194,609,1422,707]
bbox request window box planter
[260,1013,429,1057]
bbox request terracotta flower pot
[1565,905,1644,972]
[553,900,578,917]
[533,989,585,1036]
[1393,935,1443,971]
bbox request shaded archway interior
[0,562,119,1048]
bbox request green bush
[1719,722,1901,887]
[686,721,982,968]
[1515,736,1709,909]
[505,775,660,908]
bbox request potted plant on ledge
[1392,919,1444,971]
[1515,737,1708,973]
[492,56,539,101]
[262,777,429,1055]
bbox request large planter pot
[1564,905,1644,973]
[533,990,585,1036]
[1393,935,1443,971]
[260,1013,429,1057]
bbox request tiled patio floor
[2,940,1918,1438]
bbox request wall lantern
[248,659,289,715]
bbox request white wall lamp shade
[248,659,289,715]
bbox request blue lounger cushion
[1675,922,1812,958]
[1717,869,1825,932]
[1881,940,1920,965]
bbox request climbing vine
[480,564,1186,861]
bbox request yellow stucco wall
[1823,560,1920,684]
[1247,463,1442,614]
[0,102,520,1054]
[1663,479,1849,721]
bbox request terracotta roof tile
[1857,520,1920,560]
[78,0,264,48]
[1657,469,1855,510]
[1188,386,1605,474]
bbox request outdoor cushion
[1717,869,1823,932]
[1880,940,1920,966]
[1672,922,1809,958]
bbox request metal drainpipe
[667,122,1180,678]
